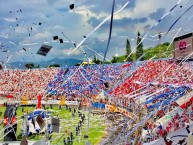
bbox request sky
[0,0,193,64]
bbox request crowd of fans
[0,68,59,100]
[112,60,193,96]
[1,59,193,144]
[104,60,193,144]
[46,63,131,98]
[3,60,193,101]
[142,105,193,143]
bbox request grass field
[0,106,106,145]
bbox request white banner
[7,100,79,105]
[47,100,59,104]
[65,101,79,106]
[5,100,79,106]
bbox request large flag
[37,95,42,109]
[7,95,13,99]
[36,115,45,130]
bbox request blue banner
[92,103,105,109]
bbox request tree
[125,38,132,61]
[93,55,97,63]
[92,55,102,64]
[95,59,102,64]
[48,64,60,67]
[0,64,3,70]
[25,63,34,69]
[136,31,144,60]
[74,63,81,66]
[111,56,118,63]
[34,65,40,68]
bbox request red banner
[6,95,13,99]
[37,95,42,109]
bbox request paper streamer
[21,43,39,46]
[84,46,111,62]
[6,55,12,63]
[9,41,17,46]
[62,32,75,45]
[164,4,193,37]
[103,0,115,63]
[0,35,8,39]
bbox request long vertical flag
[103,0,115,63]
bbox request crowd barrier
[91,102,137,120]
[5,100,79,106]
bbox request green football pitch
[0,106,106,145]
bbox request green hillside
[111,42,173,63]
[143,42,173,60]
